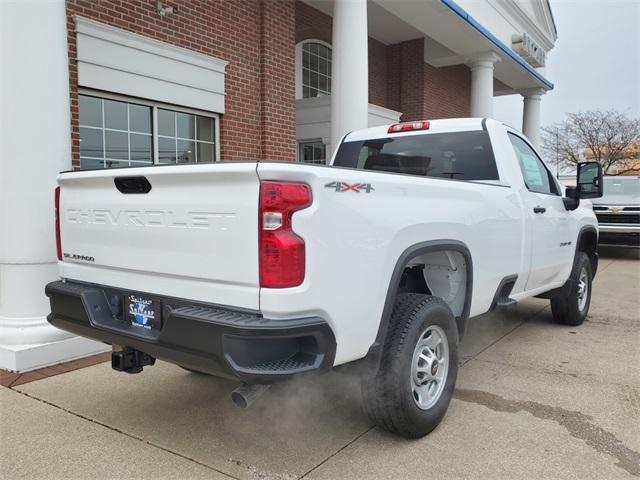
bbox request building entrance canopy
[305,0,554,95]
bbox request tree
[541,110,640,175]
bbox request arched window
[295,40,332,99]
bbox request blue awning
[441,0,553,90]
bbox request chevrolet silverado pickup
[46,118,603,438]
[592,176,639,247]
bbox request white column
[330,0,368,153]
[0,1,107,371]
[521,88,546,149]
[468,52,501,118]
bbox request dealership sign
[512,32,547,68]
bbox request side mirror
[563,187,580,210]
[576,161,603,199]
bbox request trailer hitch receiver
[111,347,155,374]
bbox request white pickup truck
[46,118,603,438]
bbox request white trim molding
[368,103,403,126]
[0,336,109,373]
[495,0,557,49]
[75,17,228,113]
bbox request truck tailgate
[57,163,260,310]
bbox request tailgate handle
[114,176,152,194]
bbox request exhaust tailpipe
[231,383,270,409]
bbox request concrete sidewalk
[2,248,638,479]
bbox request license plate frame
[124,294,162,331]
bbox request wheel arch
[363,240,473,372]
[576,225,598,276]
[537,225,599,301]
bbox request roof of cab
[343,118,488,143]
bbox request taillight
[55,186,62,261]
[387,120,430,133]
[259,181,311,288]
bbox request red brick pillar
[399,38,426,121]
[259,0,296,161]
[386,44,401,113]
[387,38,426,122]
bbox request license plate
[124,294,161,330]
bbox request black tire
[551,251,592,326]
[362,293,459,438]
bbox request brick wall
[424,64,471,119]
[368,38,388,108]
[387,38,471,121]
[295,1,331,44]
[260,0,297,159]
[398,38,426,121]
[66,0,296,165]
[386,44,402,113]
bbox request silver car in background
[593,176,640,247]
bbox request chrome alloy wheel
[577,266,589,312]
[411,325,449,410]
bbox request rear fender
[362,240,473,373]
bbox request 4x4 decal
[324,181,374,193]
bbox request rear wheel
[362,293,459,438]
[551,252,592,326]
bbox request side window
[508,133,558,195]
[298,140,326,165]
[79,95,153,169]
[296,41,332,99]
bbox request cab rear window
[333,130,499,181]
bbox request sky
[494,0,640,130]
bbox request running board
[495,296,517,308]
[490,275,518,310]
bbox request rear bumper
[45,280,336,382]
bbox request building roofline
[546,0,559,38]
[441,0,554,90]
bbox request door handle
[533,206,546,214]
[114,176,152,194]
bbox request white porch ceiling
[302,0,426,45]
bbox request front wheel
[361,293,459,438]
[551,251,593,326]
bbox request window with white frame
[298,140,326,165]
[300,41,332,98]
[78,93,218,169]
[157,109,215,164]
